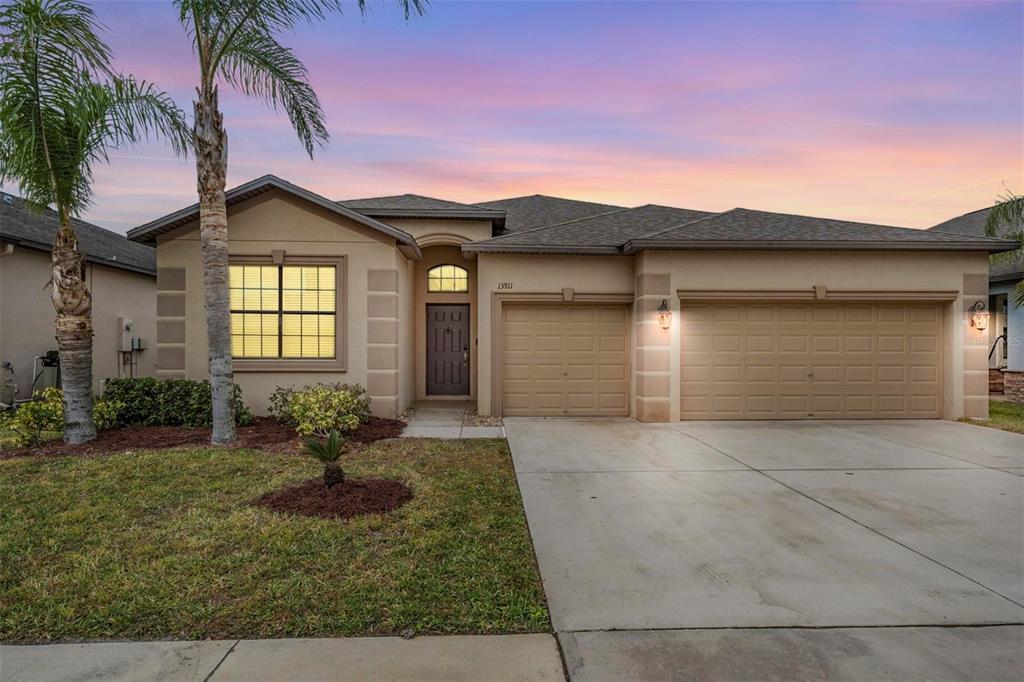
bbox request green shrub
[271,383,371,437]
[7,388,64,446]
[102,378,253,428]
[92,398,126,430]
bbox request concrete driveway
[506,418,1024,681]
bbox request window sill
[233,359,347,373]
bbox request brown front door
[427,304,470,395]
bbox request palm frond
[302,430,345,463]
[217,27,328,156]
[0,0,187,215]
[985,192,1024,238]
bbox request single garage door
[680,302,942,419]
[502,303,629,416]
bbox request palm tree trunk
[51,210,96,444]
[194,85,235,444]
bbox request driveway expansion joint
[204,638,240,681]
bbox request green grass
[0,439,549,642]
[964,400,1024,434]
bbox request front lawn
[973,399,1024,434]
[0,439,549,642]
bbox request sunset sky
[43,1,1024,232]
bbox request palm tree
[985,191,1024,305]
[173,0,424,444]
[0,0,189,444]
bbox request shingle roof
[339,193,485,212]
[474,194,624,232]
[622,207,1017,254]
[464,204,713,254]
[928,207,1022,281]
[0,192,155,275]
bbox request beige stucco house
[1,193,157,403]
[127,175,1015,422]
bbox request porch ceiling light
[969,300,989,332]
[657,299,672,331]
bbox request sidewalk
[2,634,563,682]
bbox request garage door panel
[681,302,941,420]
[502,303,629,416]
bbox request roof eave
[1,235,156,275]
[622,239,1018,255]
[461,243,623,256]
[127,175,422,259]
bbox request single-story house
[929,207,1023,402]
[0,192,157,403]
[127,175,1015,422]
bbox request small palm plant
[303,430,346,489]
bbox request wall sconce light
[657,299,672,331]
[969,300,989,332]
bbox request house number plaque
[497,282,513,290]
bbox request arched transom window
[427,264,469,293]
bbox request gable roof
[463,204,712,254]
[474,194,624,233]
[1,192,155,275]
[624,208,1017,254]
[128,175,422,259]
[928,206,1023,281]
[338,193,505,228]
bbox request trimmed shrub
[101,378,253,428]
[92,398,126,431]
[6,387,64,446]
[270,383,372,437]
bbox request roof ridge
[474,194,624,209]
[631,208,735,240]
[475,206,634,244]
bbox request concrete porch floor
[401,401,505,439]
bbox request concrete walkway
[401,401,505,439]
[507,417,1024,681]
[1,634,563,682]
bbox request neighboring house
[127,175,1015,422]
[0,192,157,402]
[930,207,1024,402]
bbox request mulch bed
[0,416,406,460]
[253,478,414,520]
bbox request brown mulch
[253,478,413,520]
[0,416,406,460]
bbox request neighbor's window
[229,264,336,359]
[427,264,468,293]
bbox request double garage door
[499,300,942,419]
[680,301,942,419]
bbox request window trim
[427,263,469,293]
[230,254,347,373]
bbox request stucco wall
[382,218,493,245]
[154,189,411,416]
[0,246,156,400]
[474,249,990,420]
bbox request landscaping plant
[6,387,124,446]
[303,430,346,488]
[0,0,188,444]
[101,377,253,428]
[270,383,371,437]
